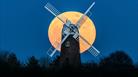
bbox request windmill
[44,2,100,64]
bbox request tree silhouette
[26,56,40,69]
[0,52,21,76]
[81,61,98,72]
[0,50,137,77]
[99,51,134,71]
[7,53,21,73]
[39,56,50,68]
[0,51,9,73]
[48,56,62,72]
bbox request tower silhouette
[60,24,80,68]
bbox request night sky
[0,0,138,63]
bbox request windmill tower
[44,2,100,68]
[60,23,80,67]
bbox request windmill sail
[80,36,100,56]
[76,2,95,29]
[88,46,100,56]
[44,3,67,24]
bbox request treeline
[0,50,137,77]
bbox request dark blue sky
[0,0,138,63]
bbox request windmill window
[65,41,70,47]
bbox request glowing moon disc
[48,11,96,53]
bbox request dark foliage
[0,50,137,77]
[99,51,134,70]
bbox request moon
[48,11,96,53]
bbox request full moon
[48,11,96,53]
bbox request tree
[99,51,134,71]
[7,53,20,71]
[39,56,50,68]
[25,56,43,76]
[26,56,40,69]
[0,51,9,72]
